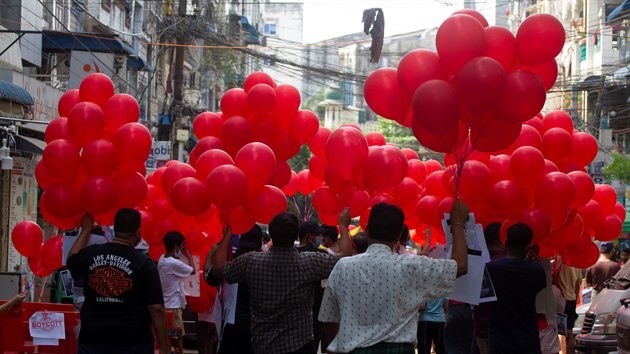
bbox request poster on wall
[8,157,38,274]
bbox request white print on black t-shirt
[96,297,123,303]
[89,254,134,275]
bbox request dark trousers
[313,319,323,352]
[197,321,219,354]
[284,341,315,354]
[417,321,445,354]
[78,342,154,354]
[444,302,474,354]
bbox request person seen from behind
[586,241,620,300]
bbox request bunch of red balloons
[364,10,565,155]
[37,73,151,230]
[12,221,62,277]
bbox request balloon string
[454,125,473,199]
[292,197,302,221]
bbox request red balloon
[412,80,460,136]
[326,127,368,181]
[207,165,248,210]
[297,169,318,195]
[542,127,573,163]
[41,236,63,270]
[471,113,522,152]
[82,139,115,176]
[401,148,419,161]
[566,241,599,268]
[272,85,301,124]
[524,116,544,133]
[438,197,455,221]
[544,160,560,174]
[161,163,196,195]
[504,124,542,153]
[364,68,410,121]
[568,171,595,208]
[488,154,512,182]
[289,110,320,144]
[186,231,207,253]
[113,171,148,208]
[171,177,210,216]
[222,116,252,152]
[417,195,441,227]
[570,132,598,167]
[495,71,546,123]
[220,88,248,118]
[150,197,174,220]
[113,123,152,166]
[80,176,116,215]
[79,73,114,107]
[308,155,326,181]
[535,172,576,214]
[366,132,387,146]
[515,13,566,65]
[452,9,489,27]
[510,146,545,187]
[229,206,256,234]
[281,171,299,197]
[371,193,395,206]
[67,102,105,147]
[45,117,71,143]
[483,26,517,71]
[592,184,617,213]
[425,171,449,198]
[425,160,444,175]
[12,221,43,257]
[103,94,140,134]
[349,189,371,217]
[579,200,604,230]
[324,165,352,195]
[459,160,493,205]
[363,146,408,191]
[194,136,225,157]
[489,180,527,219]
[309,127,331,160]
[268,160,292,188]
[394,177,419,205]
[550,215,584,245]
[543,111,574,133]
[235,142,276,191]
[614,203,627,223]
[35,161,58,190]
[43,184,83,218]
[436,15,486,74]
[457,57,507,114]
[247,84,276,117]
[407,160,427,184]
[193,112,223,139]
[138,210,158,245]
[43,139,81,184]
[313,186,340,215]
[245,185,287,224]
[58,89,81,117]
[195,149,234,180]
[397,49,448,97]
[595,214,622,241]
[521,60,558,91]
[244,72,275,92]
[520,208,552,243]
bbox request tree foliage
[604,152,630,184]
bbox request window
[101,0,111,11]
[264,23,277,36]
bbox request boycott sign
[29,311,65,343]
[146,141,172,169]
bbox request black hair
[268,212,299,247]
[298,221,320,240]
[505,223,534,254]
[114,208,141,236]
[354,232,369,254]
[237,224,263,256]
[400,224,410,245]
[367,203,405,243]
[321,225,339,242]
[163,231,185,252]
[484,223,503,250]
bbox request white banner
[29,311,65,342]
[146,141,172,169]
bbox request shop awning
[608,0,630,22]
[127,56,154,72]
[0,80,33,106]
[240,17,260,45]
[12,134,46,155]
[42,30,135,55]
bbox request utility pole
[170,0,187,161]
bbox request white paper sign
[29,311,65,341]
[184,255,200,297]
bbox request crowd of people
[61,204,630,354]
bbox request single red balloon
[535,172,576,214]
[521,60,558,91]
[247,84,276,117]
[471,113,522,152]
[416,195,441,228]
[483,26,517,71]
[220,88,248,118]
[171,177,210,216]
[193,112,223,139]
[103,94,140,134]
[268,160,292,188]
[436,15,486,74]
[43,139,81,184]
[542,127,573,163]
[594,214,622,241]
[495,70,546,123]
[309,127,331,160]
[579,200,604,230]
[412,80,461,136]
[364,68,410,121]
[282,171,299,197]
[407,160,427,184]
[397,49,448,97]
[35,161,58,190]
[235,142,276,191]
[113,171,148,208]
[222,116,253,152]
[82,139,115,177]
[510,146,545,187]
[570,132,598,167]
[207,165,249,210]
[245,185,287,224]
[12,221,43,257]
[363,146,408,191]
[515,13,566,65]
[289,110,320,144]
[67,102,105,147]
[80,176,117,215]
[489,180,527,219]
[195,149,234,180]
[79,73,114,107]
[308,155,326,181]
[488,154,511,182]
[459,160,493,205]
[161,163,196,195]
[229,206,256,234]
[43,184,83,218]
[325,127,368,181]
[543,111,574,133]
[349,189,371,217]
[592,184,617,213]
[457,57,507,114]
[58,89,81,117]
[244,71,275,92]
[452,9,489,27]
[113,123,152,166]
[312,186,340,215]
[41,236,63,270]
[45,117,71,143]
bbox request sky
[302,0,469,43]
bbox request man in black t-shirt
[486,223,546,354]
[67,209,168,354]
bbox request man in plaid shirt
[207,210,353,354]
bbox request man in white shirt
[158,231,196,354]
[318,201,469,354]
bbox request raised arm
[450,200,469,277]
[68,214,94,259]
[208,225,232,279]
[336,208,353,257]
